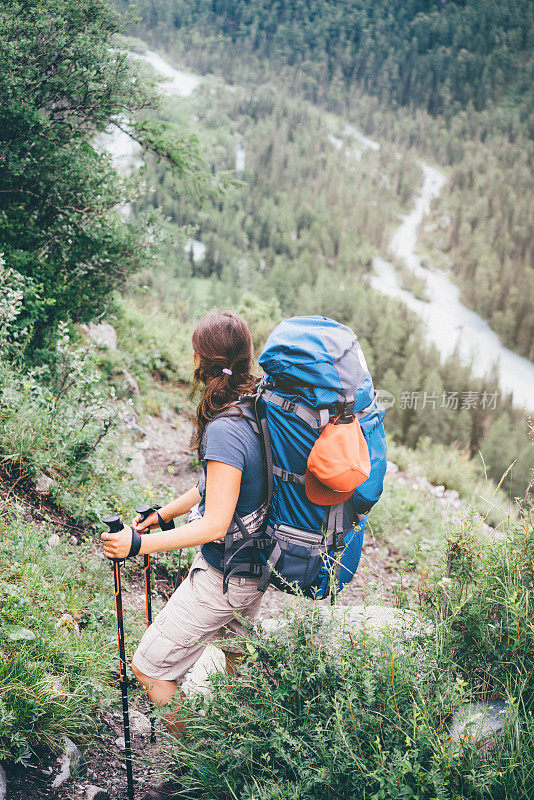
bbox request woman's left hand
[101,525,133,560]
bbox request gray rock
[386,460,399,474]
[80,321,117,351]
[129,709,151,736]
[433,484,446,497]
[64,735,86,773]
[48,533,60,546]
[55,613,80,634]
[130,423,147,439]
[0,764,6,800]
[183,607,434,700]
[260,618,286,634]
[121,370,140,396]
[260,605,433,642]
[450,701,510,754]
[51,754,71,788]
[160,407,173,423]
[481,523,502,540]
[36,473,52,494]
[127,451,147,483]
[52,736,86,788]
[85,785,110,800]
[334,605,433,638]
[443,489,460,502]
[115,736,125,750]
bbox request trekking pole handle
[102,515,124,534]
[101,515,141,559]
[101,516,124,563]
[136,504,159,525]
[136,503,175,532]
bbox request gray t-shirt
[198,415,266,573]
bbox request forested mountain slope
[128,0,534,120]
[119,0,534,360]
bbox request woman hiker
[101,310,267,742]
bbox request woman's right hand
[131,511,160,533]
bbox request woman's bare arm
[131,485,201,531]
[104,461,241,559]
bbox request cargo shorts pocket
[134,624,184,671]
[226,578,261,610]
[188,552,220,591]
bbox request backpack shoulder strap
[212,396,260,435]
[209,393,272,593]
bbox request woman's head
[191,311,257,450]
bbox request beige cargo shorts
[132,550,263,682]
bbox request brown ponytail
[190,310,257,453]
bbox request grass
[387,438,517,530]
[0,338,152,528]
[367,477,446,563]
[0,505,118,764]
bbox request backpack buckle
[334,531,346,550]
[281,399,295,413]
[338,394,355,422]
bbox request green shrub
[424,510,534,710]
[0,326,144,525]
[0,0,214,358]
[0,507,117,764]
[158,500,534,799]
[160,602,534,799]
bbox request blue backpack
[220,315,387,599]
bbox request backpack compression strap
[259,388,330,429]
[260,387,376,429]
[260,392,376,489]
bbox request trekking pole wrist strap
[128,528,142,558]
[157,512,175,531]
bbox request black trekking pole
[102,515,135,800]
[135,503,159,744]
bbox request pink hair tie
[222,368,233,376]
